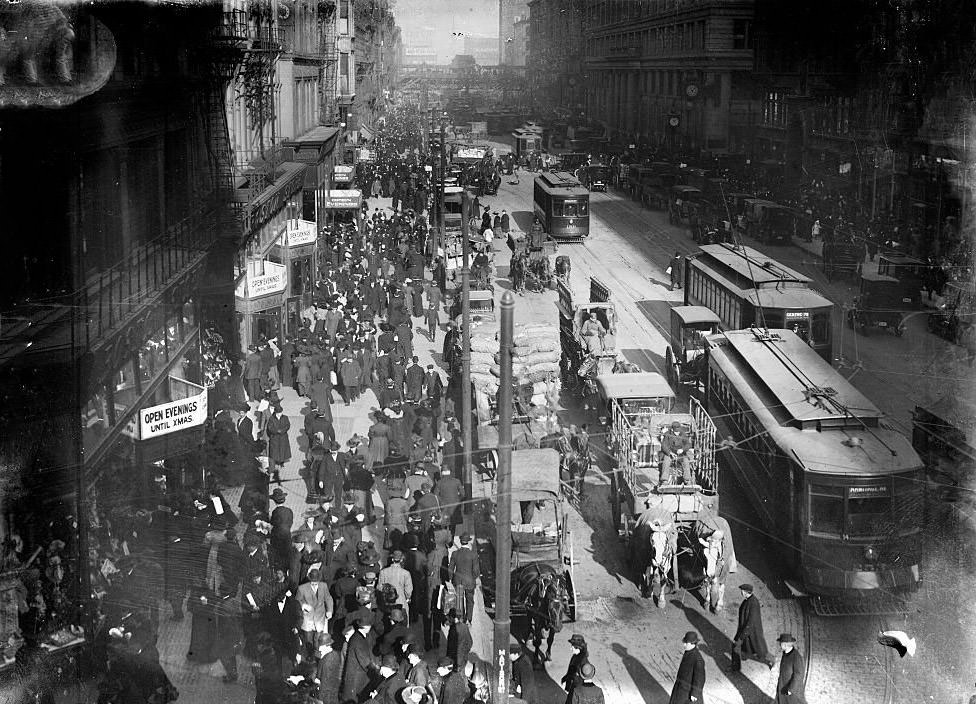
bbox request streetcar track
[802,604,895,704]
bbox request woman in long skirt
[366,412,391,471]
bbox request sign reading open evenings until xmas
[287,219,317,247]
[140,377,208,439]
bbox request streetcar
[912,393,976,504]
[533,171,590,241]
[704,328,923,611]
[684,242,834,361]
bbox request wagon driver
[581,311,607,354]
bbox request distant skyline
[392,0,499,63]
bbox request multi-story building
[0,1,239,661]
[353,0,401,142]
[463,35,500,66]
[582,0,755,153]
[499,0,530,65]
[509,16,530,67]
[224,0,360,353]
[527,0,585,115]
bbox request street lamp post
[460,190,473,520]
[439,116,447,260]
[493,289,515,700]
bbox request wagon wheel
[563,571,577,623]
[665,346,679,389]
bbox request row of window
[688,268,743,329]
[707,366,776,480]
[587,20,707,61]
[82,301,199,457]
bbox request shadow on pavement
[512,210,535,232]
[610,642,671,704]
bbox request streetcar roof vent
[843,437,864,447]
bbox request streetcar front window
[847,496,892,537]
[564,201,579,217]
[809,484,844,537]
[552,201,563,217]
[579,201,588,215]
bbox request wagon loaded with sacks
[468,322,562,426]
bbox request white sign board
[140,384,208,440]
[287,219,317,247]
[248,261,287,298]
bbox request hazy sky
[392,0,499,62]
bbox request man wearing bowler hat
[731,583,773,671]
[775,633,807,704]
[669,631,705,704]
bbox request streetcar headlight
[863,546,879,563]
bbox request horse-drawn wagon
[482,448,577,660]
[595,372,731,611]
[664,306,722,390]
[558,276,618,397]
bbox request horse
[698,530,729,614]
[512,562,567,662]
[612,359,642,374]
[633,519,677,608]
[631,514,711,610]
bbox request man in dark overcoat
[731,583,773,670]
[669,631,705,704]
[775,633,807,704]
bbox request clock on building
[668,116,680,128]
[685,84,700,98]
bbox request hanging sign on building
[140,380,208,440]
[248,261,287,298]
[333,165,356,183]
[287,219,317,247]
[323,189,362,209]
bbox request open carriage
[558,277,618,397]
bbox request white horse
[700,529,728,613]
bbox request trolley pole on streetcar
[460,190,474,522]
[494,290,515,701]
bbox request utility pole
[460,190,473,521]
[493,289,515,701]
[439,116,447,260]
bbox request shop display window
[113,357,139,419]
[81,381,112,456]
[138,325,169,384]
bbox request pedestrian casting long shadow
[674,601,770,704]
[610,642,670,704]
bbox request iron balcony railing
[83,207,220,347]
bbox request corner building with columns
[582,0,754,154]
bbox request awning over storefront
[243,161,307,235]
[287,126,341,164]
[359,123,375,142]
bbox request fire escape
[238,1,284,205]
[318,0,339,126]
[204,8,248,240]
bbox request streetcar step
[810,594,909,617]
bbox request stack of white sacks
[467,323,562,419]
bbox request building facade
[0,0,238,663]
[499,0,530,65]
[463,35,500,66]
[353,0,401,141]
[510,16,530,67]
[582,0,755,153]
[527,0,585,116]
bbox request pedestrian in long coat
[280,337,295,389]
[340,620,377,703]
[296,355,313,397]
[266,406,292,480]
[562,634,589,704]
[731,583,773,669]
[669,632,705,704]
[775,634,807,704]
